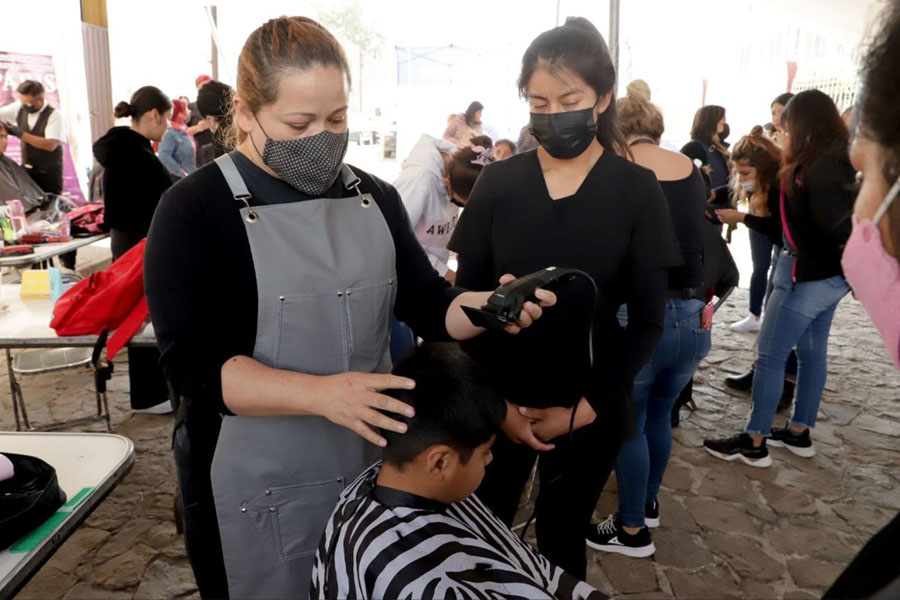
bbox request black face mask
[718,123,730,142]
[529,106,597,159]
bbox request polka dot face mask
[254,115,349,196]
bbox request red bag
[50,239,148,359]
[66,203,105,235]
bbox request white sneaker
[730,314,761,333]
[134,399,173,415]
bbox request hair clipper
[461,267,580,331]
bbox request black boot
[725,367,755,392]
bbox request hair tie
[469,144,493,166]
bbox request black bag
[0,453,67,550]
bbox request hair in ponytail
[114,86,171,121]
[447,135,493,201]
[617,83,664,141]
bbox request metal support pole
[609,0,621,93]
[210,5,218,80]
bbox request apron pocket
[274,294,345,374]
[242,478,343,562]
[346,280,394,361]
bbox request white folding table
[0,234,109,269]
[0,432,135,598]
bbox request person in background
[450,17,682,579]
[717,127,797,409]
[0,80,66,197]
[493,138,517,160]
[311,344,605,600]
[195,80,233,168]
[625,79,651,101]
[704,90,855,467]
[516,123,539,153]
[725,128,783,333]
[827,3,900,595]
[0,124,44,209]
[93,86,173,415]
[767,92,794,148]
[159,99,197,179]
[444,101,484,148]
[188,74,213,138]
[681,105,731,192]
[586,83,733,557]
[394,134,492,284]
[0,80,77,268]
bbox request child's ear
[424,444,456,479]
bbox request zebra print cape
[311,463,605,599]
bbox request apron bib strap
[215,153,258,222]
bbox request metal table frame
[1,336,156,432]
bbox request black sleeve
[373,179,464,340]
[667,169,707,290]
[586,175,680,415]
[806,156,855,248]
[743,185,783,243]
[680,141,707,165]
[145,181,242,416]
[448,168,498,292]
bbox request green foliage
[318,1,384,52]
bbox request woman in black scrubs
[144,17,552,599]
[449,18,681,578]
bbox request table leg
[7,349,21,431]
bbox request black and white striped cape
[311,463,605,599]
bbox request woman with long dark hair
[449,17,681,577]
[443,100,484,148]
[704,90,855,466]
[681,105,732,191]
[768,92,794,148]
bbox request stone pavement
[3,287,899,599]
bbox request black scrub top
[448,149,682,430]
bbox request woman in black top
[92,86,173,414]
[93,87,173,259]
[449,18,681,578]
[584,87,734,558]
[704,90,855,467]
[680,105,732,194]
[144,17,552,599]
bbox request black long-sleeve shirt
[448,150,682,432]
[659,168,706,292]
[743,180,784,248]
[145,152,462,417]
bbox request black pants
[112,229,168,410]
[824,510,900,599]
[173,402,228,599]
[476,416,623,580]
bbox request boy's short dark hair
[382,343,506,467]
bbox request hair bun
[750,124,765,138]
[625,79,651,102]
[113,101,134,119]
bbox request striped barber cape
[311,463,605,599]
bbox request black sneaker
[586,515,656,558]
[768,423,815,457]
[724,368,754,391]
[645,499,660,529]
[703,433,773,467]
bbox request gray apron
[210,154,394,599]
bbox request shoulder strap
[214,153,252,203]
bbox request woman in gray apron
[144,17,554,599]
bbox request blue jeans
[615,298,711,528]
[746,253,849,436]
[749,229,776,317]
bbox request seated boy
[311,343,604,599]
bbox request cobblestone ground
[3,287,899,599]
